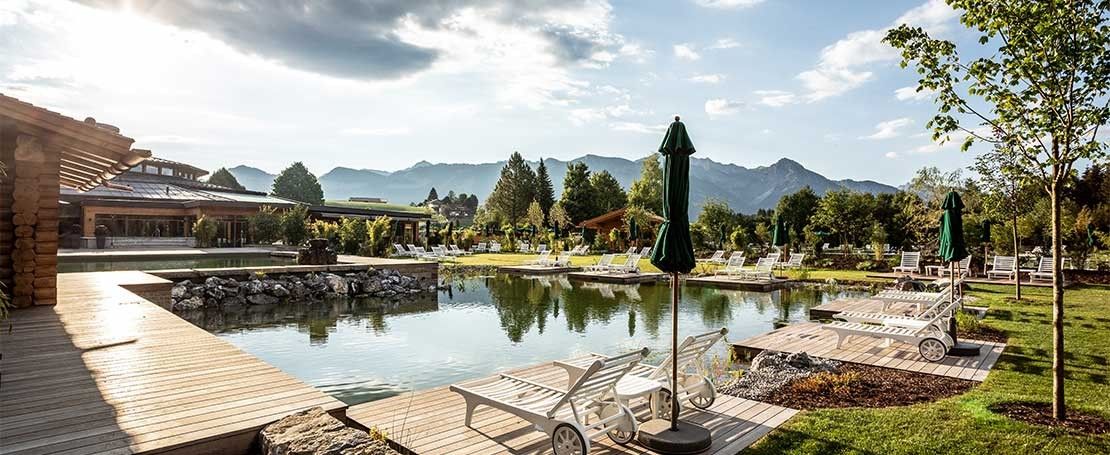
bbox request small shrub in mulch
[989,401,1109,435]
[757,363,976,410]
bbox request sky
[0,0,988,185]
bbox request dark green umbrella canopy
[554,223,561,239]
[1088,225,1096,248]
[629,217,639,243]
[938,191,968,262]
[980,219,993,243]
[650,117,697,274]
[772,217,790,247]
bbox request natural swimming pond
[58,255,297,273]
[179,274,868,405]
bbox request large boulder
[260,407,398,455]
[173,296,204,311]
[323,274,348,295]
[248,293,280,305]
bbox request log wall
[0,127,13,294]
[1,129,59,307]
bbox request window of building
[161,167,174,176]
[93,214,194,237]
[144,165,159,174]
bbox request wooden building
[577,207,664,236]
[0,94,151,307]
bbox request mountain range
[227,156,898,215]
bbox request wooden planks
[347,361,797,455]
[807,298,921,320]
[684,276,791,292]
[732,322,1006,381]
[0,271,347,455]
[566,271,667,284]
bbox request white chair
[938,256,972,277]
[986,256,1018,280]
[556,329,727,419]
[393,244,413,257]
[472,242,488,253]
[608,254,641,274]
[740,257,776,280]
[586,254,615,272]
[537,244,548,253]
[778,253,805,270]
[638,246,651,257]
[893,251,921,274]
[698,250,725,264]
[526,251,553,266]
[836,287,955,325]
[451,349,648,454]
[822,300,958,362]
[714,256,747,277]
[551,252,572,267]
[519,242,531,253]
[1030,256,1056,281]
[490,242,502,253]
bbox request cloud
[794,0,957,101]
[753,90,798,107]
[569,103,645,125]
[894,84,936,101]
[610,121,668,134]
[76,0,631,81]
[340,127,411,136]
[687,73,725,84]
[705,98,744,117]
[693,0,766,9]
[861,117,913,140]
[673,43,701,61]
[708,38,740,50]
[884,151,900,159]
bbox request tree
[426,187,439,203]
[338,216,369,254]
[813,189,874,248]
[775,186,820,244]
[271,162,324,205]
[589,170,628,214]
[560,162,596,224]
[534,159,556,223]
[695,199,736,249]
[193,215,218,247]
[976,145,1035,300]
[525,200,545,231]
[208,167,245,190]
[281,204,310,246]
[248,205,282,244]
[487,152,536,225]
[628,155,664,215]
[886,0,1110,419]
[549,202,572,232]
[364,216,393,257]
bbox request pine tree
[559,162,596,224]
[534,158,556,224]
[207,167,246,191]
[426,187,439,203]
[628,155,663,215]
[487,152,537,225]
[589,170,627,214]
[271,162,324,205]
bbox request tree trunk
[1012,211,1021,301]
[1050,182,1066,421]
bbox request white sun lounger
[893,251,922,274]
[608,254,641,274]
[823,299,958,362]
[836,287,954,325]
[393,244,413,257]
[778,253,805,270]
[739,257,776,280]
[586,254,615,272]
[451,349,648,455]
[490,242,502,253]
[551,252,572,267]
[714,255,746,277]
[526,251,553,266]
[449,244,472,256]
[698,250,726,264]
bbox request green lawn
[446,254,1110,453]
[747,283,1110,454]
[449,252,663,273]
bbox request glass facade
[94,214,194,237]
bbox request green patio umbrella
[424,221,431,247]
[641,117,711,452]
[980,219,993,243]
[1088,225,1096,248]
[629,216,639,246]
[446,221,453,243]
[938,191,978,358]
[772,217,789,247]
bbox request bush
[855,260,881,271]
[338,217,368,254]
[788,371,861,396]
[362,216,393,257]
[193,215,218,247]
[956,311,983,334]
[308,219,340,246]
[281,204,310,246]
[248,205,282,244]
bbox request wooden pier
[732,322,1006,381]
[498,265,582,275]
[0,271,347,455]
[684,276,791,292]
[566,271,667,284]
[347,360,797,455]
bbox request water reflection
[185,274,866,405]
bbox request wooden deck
[566,271,667,284]
[0,271,347,455]
[684,276,791,292]
[347,361,797,455]
[498,265,582,275]
[732,322,1006,381]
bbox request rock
[323,274,348,295]
[248,293,280,305]
[244,279,266,295]
[171,285,187,300]
[260,407,399,455]
[270,284,290,298]
[719,350,840,401]
[173,296,204,311]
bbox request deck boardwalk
[684,276,791,292]
[566,271,667,284]
[0,271,347,455]
[732,322,1006,381]
[347,361,797,455]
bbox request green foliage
[813,189,875,248]
[362,216,393,257]
[869,222,886,261]
[608,228,622,251]
[622,205,655,244]
[548,202,572,232]
[854,260,881,272]
[271,162,324,204]
[525,200,545,231]
[192,215,218,248]
[729,225,749,252]
[628,155,663,215]
[775,186,820,245]
[426,187,439,202]
[694,198,736,249]
[338,216,368,254]
[487,152,536,225]
[534,159,556,220]
[207,167,246,190]
[589,170,627,215]
[560,162,596,224]
[308,219,340,245]
[248,205,282,244]
[280,204,310,246]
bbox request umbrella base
[948,342,982,357]
[636,419,712,454]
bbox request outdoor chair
[698,250,725,264]
[714,255,747,277]
[1030,256,1056,282]
[893,251,922,275]
[450,348,648,454]
[986,256,1018,281]
[822,299,959,362]
[586,254,615,272]
[608,254,641,274]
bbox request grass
[746,282,1110,454]
[448,252,663,273]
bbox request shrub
[855,260,881,271]
[363,216,393,257]
[338,217,368,254]
[789,371,861,396]
[956,311,983,334]
[248,205,282,244]
[308,219,340,246]
[281,204,310,246]
[193,215,218,247]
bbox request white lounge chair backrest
[1036,256,1052,274]
[394,244,408,255]
[754,257,776,272]
[707,250,724,261]
[764,252,781,264]
[992,255,1016,272]
[537,244,547,252]
[647,328,727,381]
[555,348,648,418]
[724,255,745,269]
[534,250,551,262]
[555,252,571,266]
[899,252,921,269]
[638,247,651,256]
[490,242,501,252]
[786,253,805,266]
[626,247,637,255]
[595,254,615,267]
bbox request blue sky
[0,0,982,185]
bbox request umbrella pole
[671,271,680,430]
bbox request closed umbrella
[1088,225,1096,248]
[629,216,639,247]
[641,116,711,452]
[981,219,993,274]
[772,217,789,247]
[424,221,431,248]
[939,191,979,357]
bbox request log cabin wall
[0,126,14,295]
[2,129,60,307]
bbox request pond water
[180,274,868,406]
[58,255,296,273]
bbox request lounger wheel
[687,376,716,410]
[918,337,947,362]
[650,387,679,420]
[601,404,637,445]
[552,423,587,455]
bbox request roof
[60,173,298,207]
[0,93,150,191]
[145,156,209,177]
[577,207,664,229]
